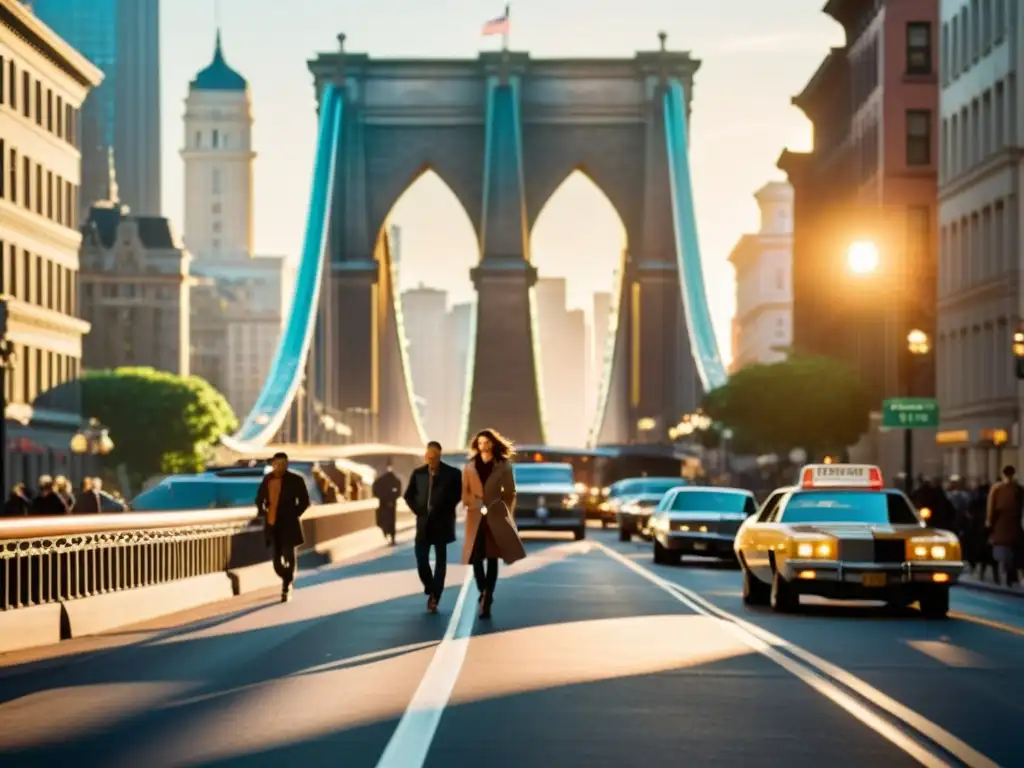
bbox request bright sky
[159,0,844,365]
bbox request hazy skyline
[157,0,845,365]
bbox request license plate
[861,573,886,587]
[536,507,549,519]
[693,542,708,551]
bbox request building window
[0,55,4,105]
[212,129,219,148]
[7,60,14,109]
[21,71,28,118]
[8,147,15,204]
[35,163,42,214]
[46,170,52,219]
[212,202,221,214]
[906,110,932,166]
[195,130,201,148]
[0,139,4,199]
[22,156,29,208]
[212,168,221,194]
[907,22,932,74]
[34,79,41,125]
[212,221,221,233]
[56,94,62,138]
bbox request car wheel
[653,538,667,564]
[770,571,799,613]
[742,566,770,605]
[618,525,631,542]
[573,526,586,541]
[918,587,950,619]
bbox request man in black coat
[372,461,402,545]
[404,441,461,613]
[255,452,311,602]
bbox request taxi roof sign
[800,464,883,490]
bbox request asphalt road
[0,524,1021,767]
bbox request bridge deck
[1,523,1021,766]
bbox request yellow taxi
[734,464,963,618]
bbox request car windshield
[669,491,755,515]
[131,479,263,511]
[780,491,920,525]
[611,478,685,497]
[513,465,573,485]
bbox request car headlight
[562,494,579,508]
[793,538,835,559]
[601,486,611,497]
[574,482,586,494]
[653,515,669,531]
[589,486,601,497]
[907,537,959,561]
[621,502,638,515]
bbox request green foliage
[80,367,237,483]
[702,355,871,458]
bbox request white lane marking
[907,640,991,669]
[597,542,999,768]
[375,570,477,768]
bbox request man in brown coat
[985,464,1023,586]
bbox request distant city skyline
[155,0,845,363]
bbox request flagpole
[503,4,510,52]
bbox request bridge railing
[0,499,403,613]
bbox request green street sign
[882,397,939,429]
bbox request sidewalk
[958,573,1024,599]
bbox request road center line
[596,542,998,768]
[949,611,1024,638]
[375,569,477,768]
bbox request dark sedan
[609,477,688,541]
[512,462,585,540]
[650,486,757,564]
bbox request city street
[0,525,1020,767]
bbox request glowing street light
[907,328,931,356]
[846,240,880,275]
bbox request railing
[0,499,389,612]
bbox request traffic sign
[881,398,939,429]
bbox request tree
[702,355,871,459]
[78,367,237,484]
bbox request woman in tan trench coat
[462,428,527,618]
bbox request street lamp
[0,319,15,496]
[903,329,932,491]
[70,418,115,456]
[846,240,880,275]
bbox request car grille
[873,538,906,564]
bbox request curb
[956,577,1024,599]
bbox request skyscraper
[401,286,452,443]
[31,0,161,215]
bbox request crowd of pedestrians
[914,466,1024,589]
[2,475,116,516]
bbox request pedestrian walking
[461,428,526,619]
[31,476,68,515]
[986,465,1023,587]
[404,442,460,612]
[255,452,311,602]
[2,484,31,517]
[373,460,403,546]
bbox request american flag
[482,6,510,36]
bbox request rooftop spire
[105,146,119,203]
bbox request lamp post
[0,300,15,496]
[904,329,931,491]
[846,240,881,275]
[70,418,115,459]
